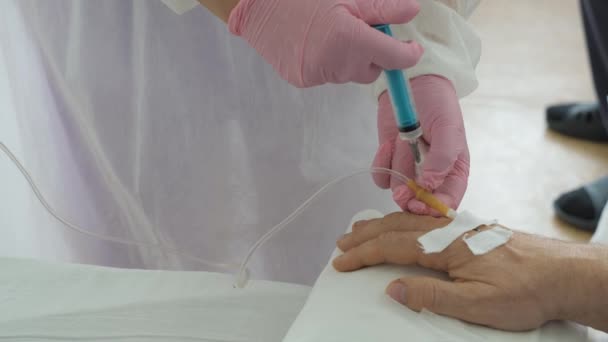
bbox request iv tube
[0,142,238,272]
[233,168,401,288]
[0,142,453,286]
[232,167,456,288]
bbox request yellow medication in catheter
[406,180,455,218]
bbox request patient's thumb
[386,277,474,319]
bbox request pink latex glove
[372,75,470,215]
[228,0,424,88]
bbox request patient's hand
[333,212,608,332]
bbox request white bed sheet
[2,206,605,342]
[0,257,309,341]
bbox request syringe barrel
[373,24,420,133]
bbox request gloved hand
[228,0,424,88]
[372,75,469,215]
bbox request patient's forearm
[561,244,608,331]
[198,0,240,22]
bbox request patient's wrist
[558,244,608,331]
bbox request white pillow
[283,210,587,342]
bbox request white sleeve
[161,0,199,15]
[372,0,482,99]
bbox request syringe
[373,24,424,172]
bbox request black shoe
[546,102,608,142]
[554,176,608,232]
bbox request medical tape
[417,211,496,254]
[463,226,513,255]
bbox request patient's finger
[387,277,488,326]
[333,231,425,271]
[338,214,402,252]
[351,219,373,233]
[337,212,449,252]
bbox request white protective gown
[0,0,481,284]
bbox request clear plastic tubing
[231,167,436,288]
[0,142,238,272]
[0,142,451,289]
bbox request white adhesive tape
[417,211,496,254]
[463,226,513,255]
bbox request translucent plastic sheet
[1,0,385,280]
[0,143,239,272]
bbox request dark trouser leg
[582,0,608,132]
[553,2,608,233]
[545,4,608,142]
